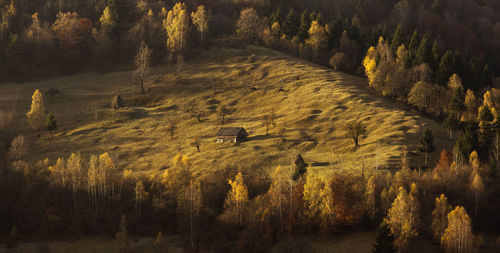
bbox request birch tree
[441,206,473,253]
[164,2,190,59]
[133,41,151,94]
[191,5,209,45]
[224,171,249,226]
[431,193,452,241]
[26,89,46,130]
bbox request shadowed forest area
[0,0,500,252]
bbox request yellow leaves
[191,5,208,41]
[164,2,190,55]
[396,44,407,66]
[363,46,377,87]
[26,89,45,130]
[228,171,248,203]
[99,6,116,31]
[447,74,463,90]
[483,90,493,108]
[306,21,327,59]
[123,169,132,179]
[441,206,473,253]
[99,152,114,171]
[469,151,480,170]
[271,21,280,37]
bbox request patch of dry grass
[0,46,451,180]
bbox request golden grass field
[0,45,451,181]
[0,45,454,253]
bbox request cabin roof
[216,127,248,137]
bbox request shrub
[8,134,27,160]
[111,95,124,109]
[46,87,60,98]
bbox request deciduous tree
[26,89,46,131]
[164,3,190,59]
[191,5,209,45]
[441,206,473,253]
[236,7,259,43]
[431,194,452,241]
[224,171,249,226]
[133,41,151,94]
[344,121,367,148]
[306,21,327,60]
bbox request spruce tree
[437,50,453,85]
[407,29,420,67]
[391,24,404,53]
[373,221,397,253]
[298,9,311,42]
[416,34,432,66]
[282,9,299,39]
[419,128,436,166]
[46,113,57,133]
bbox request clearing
[0,45,450,181]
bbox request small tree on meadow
[419,128,435,166]
[8,135,27,161]
[26,89,46,131]
[133,41,151,94]
[46,113,57,134]
[345,121,367,148]
[219,106,233,125]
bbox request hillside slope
[1,45,450,179]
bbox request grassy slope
[1,45,451,180]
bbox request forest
[1,0,500,252]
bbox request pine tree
[298,9,311,42]
[419,128,435,166]
[373,221,397,253]
[282,9,299,39]
[46,113,57,133]
[437,50,454,85]
[416,34,432,66]
[407,29,419,67]
[391,24,404,53]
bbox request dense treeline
[0,0,498,83]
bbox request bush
[111,95,125,109]
[46,87,60,98]
[8,135,27,160]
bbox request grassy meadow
[0,45,450,184]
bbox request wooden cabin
[216,127,248,143]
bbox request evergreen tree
[46,113,57,133]
[455,124,478,163]
[269,8,282,26]
[328,16,344,48]
[419,128,436,166]
[298,9,311,42]
[437,50,454,85]
[391,24,404,53]
[282,9,299,39]
[416,34,432,67]
[407,29,420,67]
[373,221,397,253]
[443,113,459,140]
